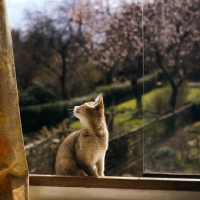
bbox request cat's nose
[74,106,80,113]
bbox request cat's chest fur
[75,128,108,168]
[78,128,108,152]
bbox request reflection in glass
[143,0,200,174]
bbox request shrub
[154,146,175,159]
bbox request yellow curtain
[0,0,29,199]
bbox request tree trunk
[60,52,68,99]
[60,73,67,99]
[167,79,183,137]
[169,84,178,111]
[105,68,113,84]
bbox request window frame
[29,174,200,191]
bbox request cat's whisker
[69,112,76,121]
[69,109,74,114]
[69,112,74,116]
[70,117,76,123]
[69,113,76,123]
[69,115,75,120]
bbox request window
[7,0,200,178]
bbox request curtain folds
[0,0,29,199]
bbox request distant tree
[144,0,200,111]
[12,29,38,90]
[90,1,144,112]
[24,2,90,99]
[70,0,114,84]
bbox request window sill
[29,174,200,200]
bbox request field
[70,86,200,136]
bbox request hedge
[20,74,157,133]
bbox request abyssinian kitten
[55,93,109,176]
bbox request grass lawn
[70,85,200,136]
[70,87,163,134]
[187,87,200,103]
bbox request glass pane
[143,0,200,174]
[8,0,144,177]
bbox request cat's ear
[94,93,104,107]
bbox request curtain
[0,0,29,199]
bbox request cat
[55,93,109,176]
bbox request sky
[6,0,61,29]
[6,0,139,29]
